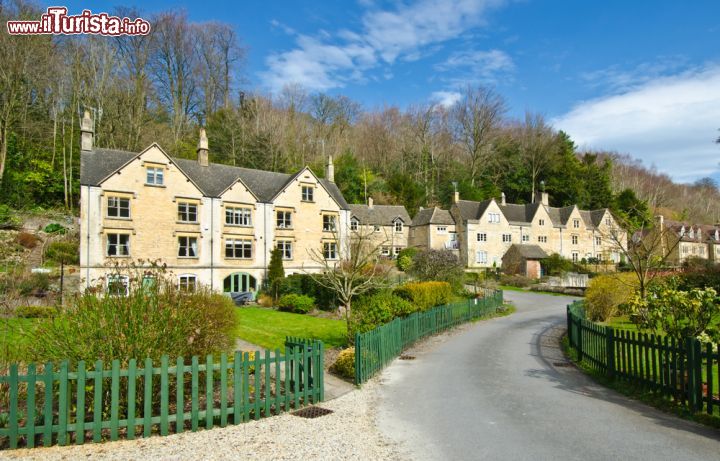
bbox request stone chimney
[501,192,506,206]
[197,128,209,167]
[325,155,334,182]
[80,110,93,151]
[368,197,374,209]
[453,191,460,204]
[535,192,549,206]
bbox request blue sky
[56,0,720,183]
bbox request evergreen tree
[267,248,285,300]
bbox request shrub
[585,273,638,321]
[43,223,66,234]
[541,253,574,276]
[15,305,57,318]
[394,281,453,311]
[275,274,337,310]
[330,347,355,380]
[396,247,418,271]
[18,272,50,296]
[0,204,19,229]
[29,264,237,365]
[277,294,315,314]
[44,240,79,265]
[15,232,39,249]
[257,293,273,307]
[350,291,415,335]
[499,274,533,288]
[408,250,464,289]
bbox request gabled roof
[505,243,548,260]
[348,204,411,226]
[80,147,349,208]
[498,202,542,225]
[411,207,455,226]
[545,205,577,227]
[455,199,493,221]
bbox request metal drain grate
[399,355,416,360]
[553,361,572,367]
[291,406,334,419]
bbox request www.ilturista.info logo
[6,7,151,36]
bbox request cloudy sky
[61,0,720,183]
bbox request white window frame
[225,239,252,259]
[277,240,293,260]
[522,234,530,242]
[107,233,130,257]
[225,206,252,226]
[178,236,198,258]
[538,236,547,243]
[436,226,447,234]
[323,242,338,260]
[475,250,488,264]
[301,186,314,202]
[381,246,390,256]
[488,212,500,224]
[107,275,129,296]
[595,236,601,246]
[394,220,403,233]
[350,218,359,231]
[178,274,197,292]
[146,167,164,185]
[323,214,337,232]
[477,233,487,242]
[393,246,402,256]
[573,219,580,229]
[276,211,292,229]
[107,196,130,219]
[373,225,381,232]
[502,234,512,243]
[572,235,578,245]
[177,202,198,223]
[572,252,579,263]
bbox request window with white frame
[178,236,198,257]
[488,212,501,223]
[277,240,293,260]
[538,236,547,243]
[477,233,487,242]
[381,246,390,256]
[107,275,129,296]
[178,274,197,292]
[572,252,579,262]
[146,167,164,185]
[605,217,611,226]
[394,220,403,233]
[572,235,578,245]
[107,196,130,218]
[226,206,252,226]
[350,218,359,231]
[596,253,603,261]
[437,226,447,233]
[225,239,252,259]
[595,236,601,246]
[323,242,338,260]
[394,246,402,256]
[323,214,336,232]
[682,245,689,254]
[107,233,130,257]
[573,219,580,228]
[522,234,530,242]
[177,202,198,223]
[475,250,488,264]
[301,186,314,202]
[502,234,512,243]
[373,225,380,232]
[276,210,292,228]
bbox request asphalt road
[377,291,720,461]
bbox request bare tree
[451,85,506,186]
[305,227,390,340]
[518,112,556,203]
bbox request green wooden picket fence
[354,289,504,385]
[567,301,720,415]
[0,338,324,450]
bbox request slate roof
[411,207,455,226]
[80,148,349,209]
[348,204,411,226]
[498,202,541,225]
[506,244,548,259]
[455,199,493,221]
[664,220,710,243]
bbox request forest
[1,0,719,225]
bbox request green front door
[223,272,257,297]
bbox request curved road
[377,291,720,460]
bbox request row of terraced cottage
[86,113,720,295]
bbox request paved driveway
[377,291,720,461]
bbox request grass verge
[0,317,43,363]
[499,285,577,297]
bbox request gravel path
[2,381,404,461]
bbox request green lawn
[0,317,43,363]
[235,307,347,350]
[498,285,574,297]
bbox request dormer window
[350,218,359,231]
[680,226,686,236]
[394,221,403,233]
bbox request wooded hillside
[1,1,718,224]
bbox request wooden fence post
[686,338,703,413]
[606,326,615,379]
[354,332,362,385]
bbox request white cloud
[431,90,462,107]
[260,0,505,92]
[552,65,720,182]
[435,48,514,82]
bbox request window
[596,253,603,261]
[572,252,579,263]
[539,219,545,226]
[107,233,130,257]
[502,234,512,243]
[394,221,403,233]
[178,236,198,258]
[226,206,252,226]
[350,218,359,231]
[437,226,447,234]
[682,245,689,254]
[522,234,530,242]
[225,239,252,259]
[538,236,547,243]
[571,235,578,245]
[276,211,292,229]
[394,246,402,256]
[373,225,380,232]
[477,233,487,242]
[323,242,338,260]
[277,240,293,260]
[487,212,501,223]
[381,246,390,256]
[107,196,130,218]
[107,275,129,296]
[146,167,164,185]
[595,236,602,246]
[178,202,198,223]
[301,186,314,202]
[178,275,197,292]
[605,217,611,226]
[573,219,580,228]
[475,250,488,264]
[323,214,336,232]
